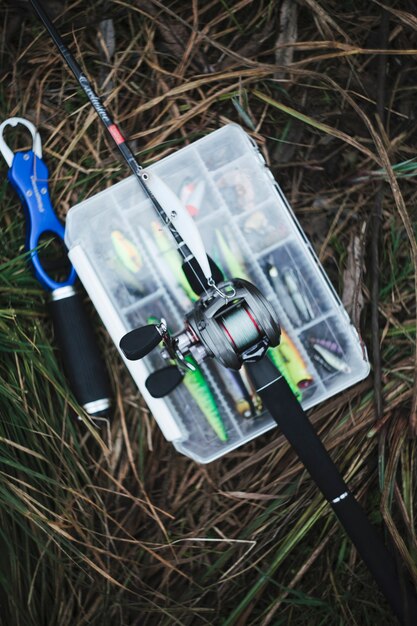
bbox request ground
[0,1,416,625]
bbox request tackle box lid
[65,123,370,463]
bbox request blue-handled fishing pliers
[0,116,76,291]
[0,117,111,420]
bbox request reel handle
[145,366,184,398]
[119,324,162,360]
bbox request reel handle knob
[119,324,162,360]
[145,366,184,398]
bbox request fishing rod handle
[246,358,417,626]
[49,287,112,418]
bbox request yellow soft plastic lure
[111,230,142,273]
[147,316,228,442]
[268,329,313,401]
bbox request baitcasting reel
[119,278,281,398]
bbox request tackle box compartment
[65,123,370,463]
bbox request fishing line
[218,305,261,351]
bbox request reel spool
[185,279,280,369]
[120,278,281,398]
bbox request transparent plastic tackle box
[65,123,370,463]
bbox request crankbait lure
[183,356,228,442]
[110,230,146,296]
[111,230,143,274]
[308,337,351,374]
[279,330,313,389]
[268,347,302,401]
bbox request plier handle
[0,117,111,420]
[0,117,76,291]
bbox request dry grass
[1,1,417,624]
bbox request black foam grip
[145,366,184,398]
[245,358,417,625]
[246,358,346,501]
[49,291,111,415]
[332,493,417,626]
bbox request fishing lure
[217,169,256,213]
[150,221,198,301]
[237,364,263,414]
[183,356,228,442]
[243,209,269,235]
[282,267,315,323]
[268,346,301,401]
[223,226,251,275]
[110,230,146,296]
[215,229,250,281]
[139,227,192,310]
[268,329,313,401]
[179,178,205,217]
[111,230,142,273]
[308,337,351,374]
[220,366,255,418]
[264,258,302,326]
[243,210,289,249]
[280,330,313,389]
[210,243,227,281]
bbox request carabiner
[0,117,42,167]
[0,117,76,292]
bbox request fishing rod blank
[29,0,223,297]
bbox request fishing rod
[29,1,417,622]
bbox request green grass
[1,1,417,624]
